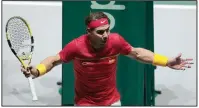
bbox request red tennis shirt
[59,33,132,106]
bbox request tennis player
[21,12,193,106]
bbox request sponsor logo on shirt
[81,58,116,66]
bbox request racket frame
[5,16,38,101]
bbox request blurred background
[154,1,196,106]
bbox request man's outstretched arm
[126,47,193,70]
[117,34,193,70]
[21,39,77,78]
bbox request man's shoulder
[63,34,87,48]
[109,32,122,42]
[70,34,88,49]
[73,34,87,42]
[109,32,120,37]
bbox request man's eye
[97,30,105,35]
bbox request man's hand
[21,65,39,78]
[167,53,194,70]
[20,54,62,79]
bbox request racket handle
[28,77,38,101]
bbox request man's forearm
[35,54,62,76]
[39,56,60,72]
[128,47,169,66]
[131,48,155,64]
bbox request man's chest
[74,54,119,67]
[73,42,119,76]
[76,42,120,59]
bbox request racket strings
[7,18,31,53]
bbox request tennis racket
[5,16,38,101]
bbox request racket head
[5,16,34,68]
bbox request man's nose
[102,35,108,42]
[102,32,108,39]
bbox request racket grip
[28,77,38,101]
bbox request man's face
[88,24,110,48]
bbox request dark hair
[85,11,108,26]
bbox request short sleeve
[119,35,133,55]
[59,39,77,63]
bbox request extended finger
[180,62,192,67]
[181,65,191,68]
[182,58,193,62]
[181,61,194,65]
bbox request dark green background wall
[62,1,155,106]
